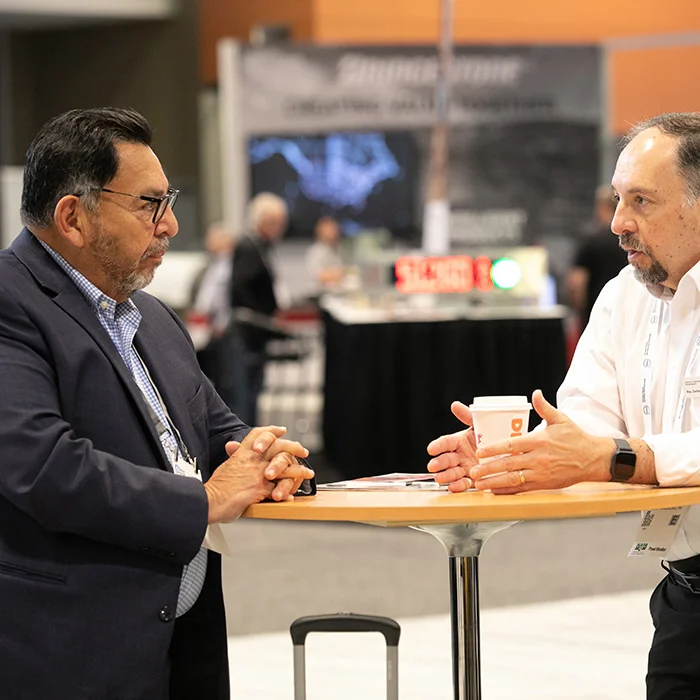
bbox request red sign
[394,255,494,294]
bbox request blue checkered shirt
[39,240,206,617]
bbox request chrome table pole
[413,522,517,700]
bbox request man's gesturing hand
[468,390,613,494]
[426,401,478,492]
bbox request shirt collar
[643,257,700,302]
[683,257,700,291]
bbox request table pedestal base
[413,521,518,700]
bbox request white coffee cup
[469,396,532,463]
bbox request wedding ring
[518,469,526,485]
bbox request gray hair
[247,192,287,232]
[623,112,700,200]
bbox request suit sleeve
[0,290,209,565]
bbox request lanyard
[635,295,700,559]
[641,299,700,436]
[133,349,196,468]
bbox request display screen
[393,247,549,298]
[248,131,419,239]
[394,255,495,294]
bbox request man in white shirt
[426,112,700,698]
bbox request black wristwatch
[610,438,636,482]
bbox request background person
[188,221,236,405]
[305,215,347,297]
[566,184,628,330]
[230,192,288,426]
[427,112,700,700]
[0,107,313,700]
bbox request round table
[243,483,700,699]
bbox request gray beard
[113,267,156,299]
[619,233,669,287]
[632,258,668,287]
[91,227,161,299]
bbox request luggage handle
[291,614,400,700]
[290,613,401,647]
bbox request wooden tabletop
[242,483,700,527]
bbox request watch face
[615,450,636,467]
[611,460,635,481]
[611,439,636,481]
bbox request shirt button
[100,301,109,310]
[158,605,175,623]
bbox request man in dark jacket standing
[567,185,628,329]
[230,192,288,425]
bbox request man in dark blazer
[0,108,313,700]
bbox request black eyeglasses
[98,187,179,224]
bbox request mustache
[618,233,645,252]
[143,238,170,259]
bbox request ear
[54,195,88,249]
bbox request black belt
[664,554,700,594]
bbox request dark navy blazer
[0,230,249,699]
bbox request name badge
[685,378,700,397]
[176,455,202,482]
[629,507,687,557]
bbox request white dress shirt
[559,261,700,560]
[193,253,232,333]
[305,241,344,294]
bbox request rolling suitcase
[290,613,401,700]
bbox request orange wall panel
[200,0,700,134]
[611,46,700,134]
[313,0,700,134]
[200,0,314,85]
[315,0,700,44]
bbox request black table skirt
[322,311,568,479]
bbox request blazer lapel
[11,229,170,470]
